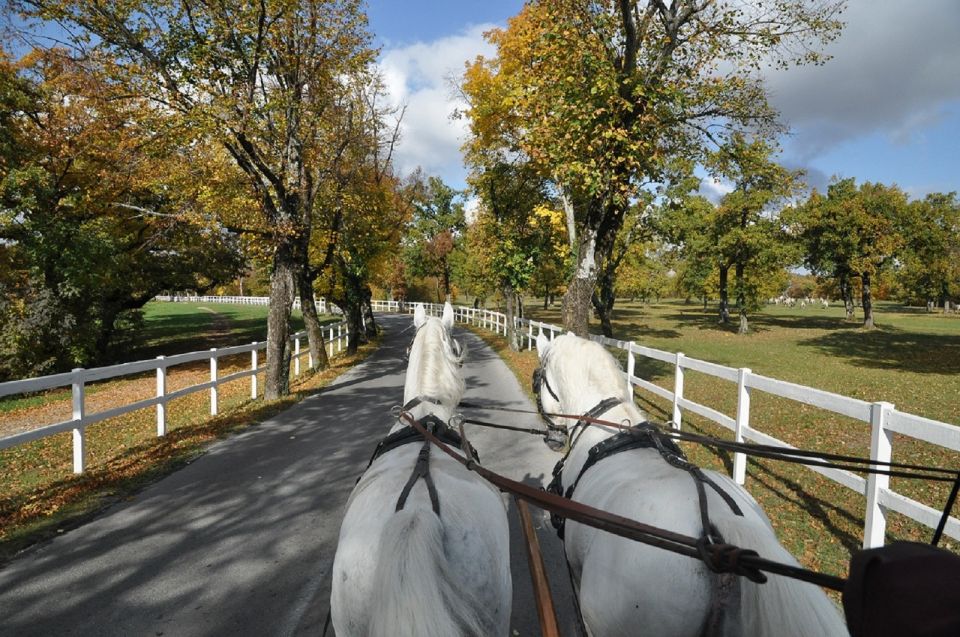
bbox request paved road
[0,314,582,637]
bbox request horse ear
[414,303,427,328]
[441,302,455,330]
[536,333,551,359]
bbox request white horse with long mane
[331,303,511,636]
[535,332,847,637]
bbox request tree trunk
[862,272,874,328]
[718,265,730,324]
[265,243,296,399]
[736,263,748,334]
[503,284,519,351]
[345,301,363,354]
[839,271,855,320]
[562,227,598,336]
[362,285,377,338]
[516,294,524,319]
[591,263,616,338]
[298,274,329,371]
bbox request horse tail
[716,516,848,637]
[368,508,488,637]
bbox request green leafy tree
[897,192,960,308]
[401,172,466,303]
[0,49,243,380]
[707,135,801,333]
[786,179,909,328]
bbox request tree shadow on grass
[674,421,863,555]
[799,326,960,374]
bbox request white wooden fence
[155,294,342,314]
[2,295,957,550]
[0,320,350,474]
[393,300,960,550]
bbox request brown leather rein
[397,409,847,592]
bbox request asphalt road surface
[0,314,583,637]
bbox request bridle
[532,354,574,449]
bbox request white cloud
[698,176,734,203]
[378,24,498,187]
[764,0,960,160]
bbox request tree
[472,0,843,336]
[13,0,376,398]
[401,173,466,303]
[897,192,960,308]
[0,49,243,380]
[786,179,909,328]
[706,135,800,333]
[463,161,551,350]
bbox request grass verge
[0,338,378,565]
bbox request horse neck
[403,322,463,410]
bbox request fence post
[527,321,534,351]
[626,342,636,397]
[71,368,86,474]
[156,357,167,437]
[251,345,258,399]
[328,326,334,357]
[864,401,895,548]
[209,348,218,416]
[733,368,751,484]
[672,353,685,430]
[338,324,343,353]
[294,337,301,376]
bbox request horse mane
[547,334,641,418]
[405,318,465,408]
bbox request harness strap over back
[361,397,479,516]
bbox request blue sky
[366,0,960,201]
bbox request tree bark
[298,271,329,371]
[862,272,874,328]
[362,285,377,339]
[591,260,617,338]
[839,271,855,320]
[503,284,519,351]
[265,242,295,400]
[345,301,364,354]
[562,226,598,336]
[718,265,730,324]
[736,262,748,334]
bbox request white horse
[331,303,511,637]
[535,332,847,637]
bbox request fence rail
[2,295,958,550]
[401,300,960,550]
[0,318,350,474]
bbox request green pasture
[519,298,960,580]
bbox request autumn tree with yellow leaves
[10,0,377,397]
[464,0,844,336]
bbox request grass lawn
[491,299,960,587]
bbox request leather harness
[363,396,478,516]
[534,366,753,636]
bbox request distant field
[136,301,311,359]
[511,298,960,583]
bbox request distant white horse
[535,332,847,637]
[331,303,511,637]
